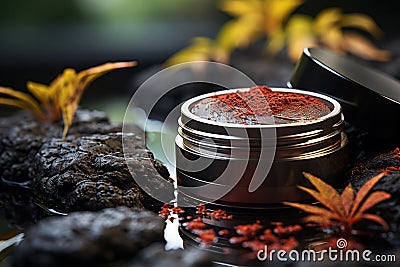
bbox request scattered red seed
[273,224,302,236]
[393,147,400,160]
[184,217,206,231]
[196,204,207,215]
[160,203,304,259]
[168,177,175,183]
[218,229,230,236]
[159,203,171,219]
[228,220,302,259]
[197,229,217,245]
[159,203,185,220]
[235,220,263,238]
[171,206,185,215]
[229,236,249,244]
[195,204,233,220]
[259,229,279,244]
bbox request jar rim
[181,87,342,129]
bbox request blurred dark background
[0,0,398,121]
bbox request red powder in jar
[191,85,331,124]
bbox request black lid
[288,47,400,140]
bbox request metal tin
[175,87,348,208]
[288,47,400,140]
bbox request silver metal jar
[175,87,348,209]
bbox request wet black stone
[127,243,217,267]
[0,109,172,213]
[348,147,400,245]
[0,109,120,186]
[11,207,164,267]
[31,133,144,212]
[0,189,47,230]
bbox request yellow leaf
[216,17,263,52]
[57,62,136,138]
[263,0,304,34]
[313,8,342,36]
[287,36,317,61]
[1,61,136,137]
[341,13,383,38]
[265,30,285,55]
[26,81,52,113]
[164,38,215,66]
[77,61,137,90]
[54,69,78,138]
[219,0,261,17]
[320,28,343,53]
[286,15,313,39]
[343,32,391,61]
[285,15,316,61]
[0,86,45,119]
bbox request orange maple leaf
[284,172,391,232]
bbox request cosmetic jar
[175,87,348,209]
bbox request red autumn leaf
[284,172,391,232]
[341,183,355,216]
[354,191,391,216]
[282,201,340,221]
[349,172,387,217]
[302,215,333,227]
[360,213,389,231]
[301,172,345,218]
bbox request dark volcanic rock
[0,109,172,213]
[128,243,217,267]
[32,133,145,211]
[12,207,164,267]
[348,147,400,243]
[0,189,47,230]
[0,109,120,186]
